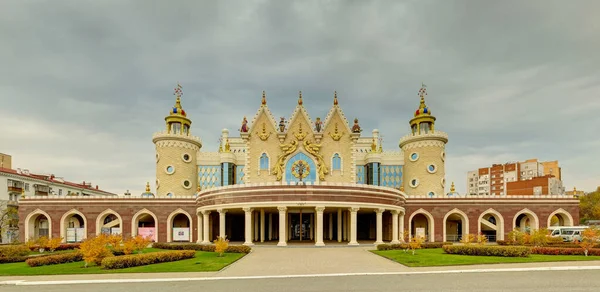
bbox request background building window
[260,153,269,170]
[332,154,341,170]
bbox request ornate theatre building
[18,85,579,245]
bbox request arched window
[260,153,269,170]
[332,154,341,170]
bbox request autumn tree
[408,236,424,255]
[580,187,600,223]
[0,202,18,243]
[580,227,600,256]
[79,235,112,267]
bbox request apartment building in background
[466,158,564,196]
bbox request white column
[342,211,347,241]
[254,212,259,241]
[196,213,203,243]
[218,209,227,239]
[337,208,342,242]
[202,210,211,244]
[399,211,405,242]
[315,206,325,246]
[268,213,273,241]
[328,213,333,240]
[349,207,359,245]
[243,207,254,246]
[277,206,287,246]
[375,208,384,245]
[391,210,400,244]
[260,209,265,243]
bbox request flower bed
[101,250,196,269]
[496,240,599,248]
[530,247,600,256]
[26,252,83,267]
[152,243,251,254]
[442,245,530,257]
[376,242,452,251]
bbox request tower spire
[261,91,266,105]
[174,82,183,109]
[333,91,338,105]
[298,91,303,105]
[418,83,427,109]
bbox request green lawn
[0,249,245,276]
[372,248,600,267]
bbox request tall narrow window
[260,153,269,170]
[332,154,341,170]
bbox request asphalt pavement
[1,270,597,292]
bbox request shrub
[529,228,550,247]
[476,234,488,245]
[579,227,600,256]
[46,237,63,252]
[214,236,229,257]
[79,235,113,267]
[0,244,30,258]
[107,234,123,250]
[442,245,530,257]
[151,243,252,254]
[376,242,452,251]
[36,237,50,252]
[531,247,600,256]
[101,250,196,269]
[0,256,29,263]
[26,252,83,267]
[461,234,477,245]
[408,236,424,255]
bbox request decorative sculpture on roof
[351,118,362,133]
[256,122,272,141]
[314,117,322,133]
[279,117,287,132]
[224,139,231,153]
[329,123,344,141]
[371,138,377,152]
[240,116,249,133]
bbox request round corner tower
[399,84,448,197]
[152,84,202,197]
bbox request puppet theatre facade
[18,85,579,245]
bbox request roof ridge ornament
[298,91,303,105]
[262,91,266,105]
[333,91,338,105]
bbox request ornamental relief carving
[156,141,200,150]
[270,137,329,181]
[401,140,445,151]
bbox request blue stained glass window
[167,166,174,173]
[411,153,418,160]
[332,154,341,170]
[260,153,269,170]
[428,165,435,172]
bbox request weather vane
[174,82,183,98]
[418,83,427,98]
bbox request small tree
[132,235,152,253]
[408,236,423,255]
[476,233,488,245]
[106,234,123,252]
[36,236,49,253]
[79,235,112,267]
[580,227,600,256]
[214,236,229,257]
[530,228,549,247]
[507,228,526,245]
[461,234,477,245]
[46,237,63,252]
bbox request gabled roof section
[287,91,315,129]
[322,91,352,133]
[248,91,278,130]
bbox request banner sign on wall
[173,227,190,241]
[138,227,156,242]
[66,228,86,242]
[111,227,121,235]
[416,228,426,239]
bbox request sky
[1,0,599,196]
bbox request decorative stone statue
[351,118,362,133]
[314,117,322,133]
[240,116,249,133]
[279,117,286,132]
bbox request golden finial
[450,181,456,192]
[197,185,201,192]
[294,123,307,140]
[145,182,151,192]
[174,82,183,108]
[298,91,303,105]
[261,91,266,105]
[224,139,231,152]
[333,91,338,105]
[329,123,343,141]
[371,138,377,152]
[418,83,427,109]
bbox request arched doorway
[132,209,157,242]
[443,209,469,242]
[478,209,504,242]
[61,211,87,243]
[167,210,192,242]
[513,209,539,233]
[409,209,434,242]
[548,209,574,227]
[25,210,52,241]
[96,209,123,236]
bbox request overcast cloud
[1,0,598,195]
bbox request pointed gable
[322,91,352,134]
[248,92,278,131]
[287,91,315,132]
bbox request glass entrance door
[290,213,312,241]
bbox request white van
[550,226,588,242]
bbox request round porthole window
[441,178,446,188]
[441,151,446,161]
[166,165,175,174]
[166,193,174,197]
[156,153,160,163]
[427,164,437,174]
[410,178,419,188]
[182,180,191,189]
[156,179,160,189]
[182,153,191,163]
[428,192,436,197]
[410,152,419,162]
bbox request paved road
[2,270,598,292]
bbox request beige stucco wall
[155,137,200,197]
[402,140,446,196]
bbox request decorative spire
[333,91,338,105]
[197,185,201,193]
[298,91,303,105]
[450,181,455,192]
[174,82,183,108]
[418,83,427,109]
[145,182,151,192]
[261,91,266,105]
